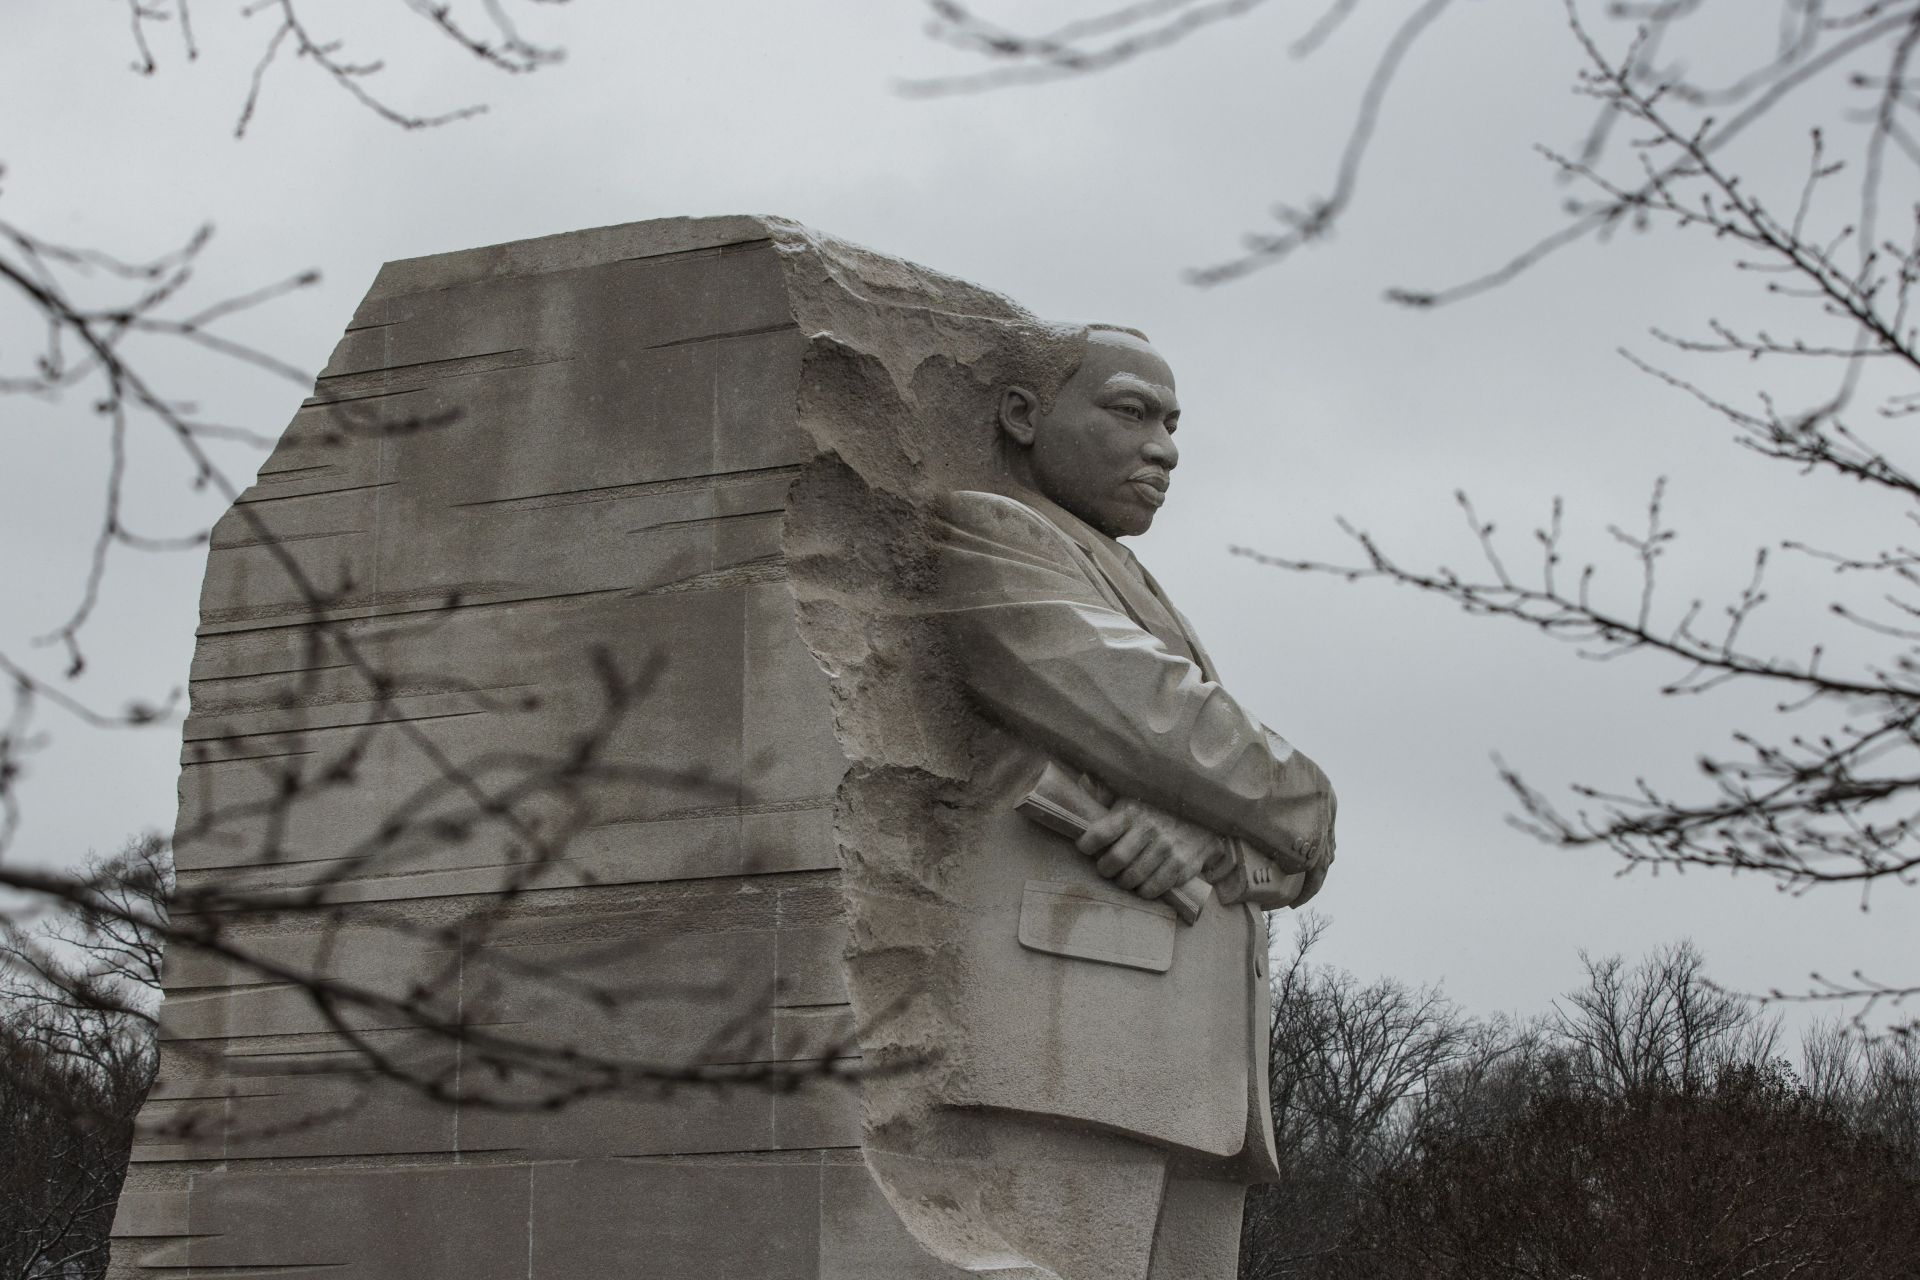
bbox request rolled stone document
[1015,760,1210,924]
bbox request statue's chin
[1051,492,1156,539]
[1101,507,1156,539]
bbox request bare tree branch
[901,0,1280,97]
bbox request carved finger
[1197,837,1236,882]
[1139,854,1193,901]
[1291,862,1330,908]
[1095,822,1152,878]
[1076,806,1131,856]
[1116,837,1172,891]
[1269,845,1314,875]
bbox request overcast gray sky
[3,0,1911,1033]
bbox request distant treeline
[2,839,163,1280]
[1242,920,1920,1279]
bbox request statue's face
[1022,332,1181,538]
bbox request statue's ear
[999,386,1039,447]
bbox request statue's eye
[1110,401,1145,420]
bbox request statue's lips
[1128,472,1170,507]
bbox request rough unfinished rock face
[111,216,1056,1280]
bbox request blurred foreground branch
[3,0,873,1149]
[904,0,1920,1028]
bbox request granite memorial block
[112,215,1336,1280]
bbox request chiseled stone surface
[111,217,979,1279]
[772,234,1339,1277]
[115,215,1330,1279]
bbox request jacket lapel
[1015,491,1211,677]
[1130,557,1221,683]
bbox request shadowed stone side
[110,216,983,1280]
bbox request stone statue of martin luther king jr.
[856,324,1339,1280]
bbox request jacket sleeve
[932,490,1335,869]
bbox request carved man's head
[998,326,1180,539]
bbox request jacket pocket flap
[1017,880,1175,973]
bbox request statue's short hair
[1085,321,1152,345]
[1002,321,1153,415]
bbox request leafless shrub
[1243,926,1920,1278]
[1,838,165,1280]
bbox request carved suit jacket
[920,488,1336,1176]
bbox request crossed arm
[932,490,1336,907]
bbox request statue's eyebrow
[1099,372,1178,412]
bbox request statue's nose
[1144,429,1178,469]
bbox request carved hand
[1284,788,1337,907]
[1076,797,1238,904]
[1289,860,1331,908]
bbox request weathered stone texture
[113,216,985,1279]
